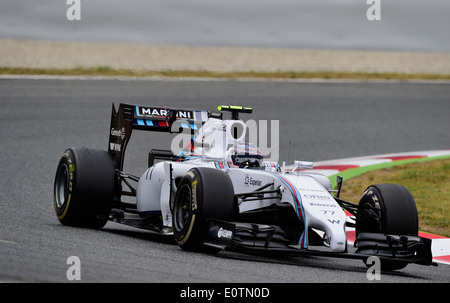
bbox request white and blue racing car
[53,104,433,271]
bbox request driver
[227,142,263,168]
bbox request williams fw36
[53,104,434,271]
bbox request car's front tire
[172,167,235,252]
[356,183,418,270]
[53,147,115,229]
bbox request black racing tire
[172,167,235,252]
[53,147,115,229]
[356,183,418,270]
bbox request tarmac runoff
[290,149,450,265]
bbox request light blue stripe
[269,172,308,248]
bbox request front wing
[205,220,434,267]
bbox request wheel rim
[55,164,69,208]
[174,184,192,231]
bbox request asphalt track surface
[0,78,449,283]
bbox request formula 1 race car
[53,104,434,270]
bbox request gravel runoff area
[1,38,450,75]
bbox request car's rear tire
[356,183,418,270]
[53,147,115,229]
[172,167,235,252]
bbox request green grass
[1,66,450,80]
[339,159,450,237]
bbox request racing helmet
[227,142,263,168]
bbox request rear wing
[108,103,219,170]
